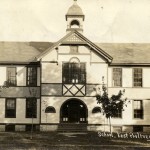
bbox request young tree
[94,80,130,133]
[28,88,37,140]
[0,81,9,96]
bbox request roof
[0,41,150,65]
[66,1,84,19]
[36,30,113,63]
[29,42,53,52]
[0,42,53,63]
[96,43,150,65]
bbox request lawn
[0,132,150,150]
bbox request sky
[0,0,150,43]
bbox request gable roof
[36,30,113,63]
[0,39,150,65]
[97,43,150,65]
[0,42,53,63]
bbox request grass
[0,131,150,149]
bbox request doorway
[60,98,88,123]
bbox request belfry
[66,0,85,33]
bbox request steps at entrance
[58,124,87,132]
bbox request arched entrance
[60,98,88,123]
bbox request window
[45,106,56,113]
[113,109,122,118]
[92,107,101,113]
[70,20,80,28]
[5,125,15,132]
[26,98,37,118]
[133,126,143,132]
[7,67,16,86]
[113,68,122,87]
[133,100,143,119]
[25,125,39,131]
[133,68,142,87]
[63,63,86,84]
[5,98,16,118]
[27,67,37,86]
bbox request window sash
[63,63,86,84]
[113,109,122,118]
[133,100,142,109]
[134,110,143,119]
[133,100,143,119]
[7,67,16,86]
[27,67,37,86]
[26,98,37,118]
[113,68,122,87]
[5,99,16,118]
[133,68,142,87]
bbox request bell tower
[66,0,85,34]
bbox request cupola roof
[66,0,84,20]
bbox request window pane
[26,98,37,118]
[133,68,142,87]
[113,68,122,87]
[7,67,16,86]
[7,99,15,109]
[133,100,143,119]
[134,100,142,109]
[62,63,86,84]
[5,99,16,118]
[113,109,122,118]
[27,67,37,86]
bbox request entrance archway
[60,98,88,123]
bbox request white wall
[0,98,40,124]
[143,68,150,87]
[0,66,40,87]
[40,96,150,125]
[41,96,104,124]
[41,45,108,85]
[0,67,6,86]
[108,67,150,88]
[122,68,133,87]
[17,67,26,86]
[42,63,62,83]
[87,63,107,84]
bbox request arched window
[70,20,80,28]
[45,106,56,113]
[62,61,86,84]
[92,107,101,114]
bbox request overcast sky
[0,0,150,43]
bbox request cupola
[66,0,85,33]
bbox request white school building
[0,0,150,132]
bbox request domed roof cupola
[66,0,85,34]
